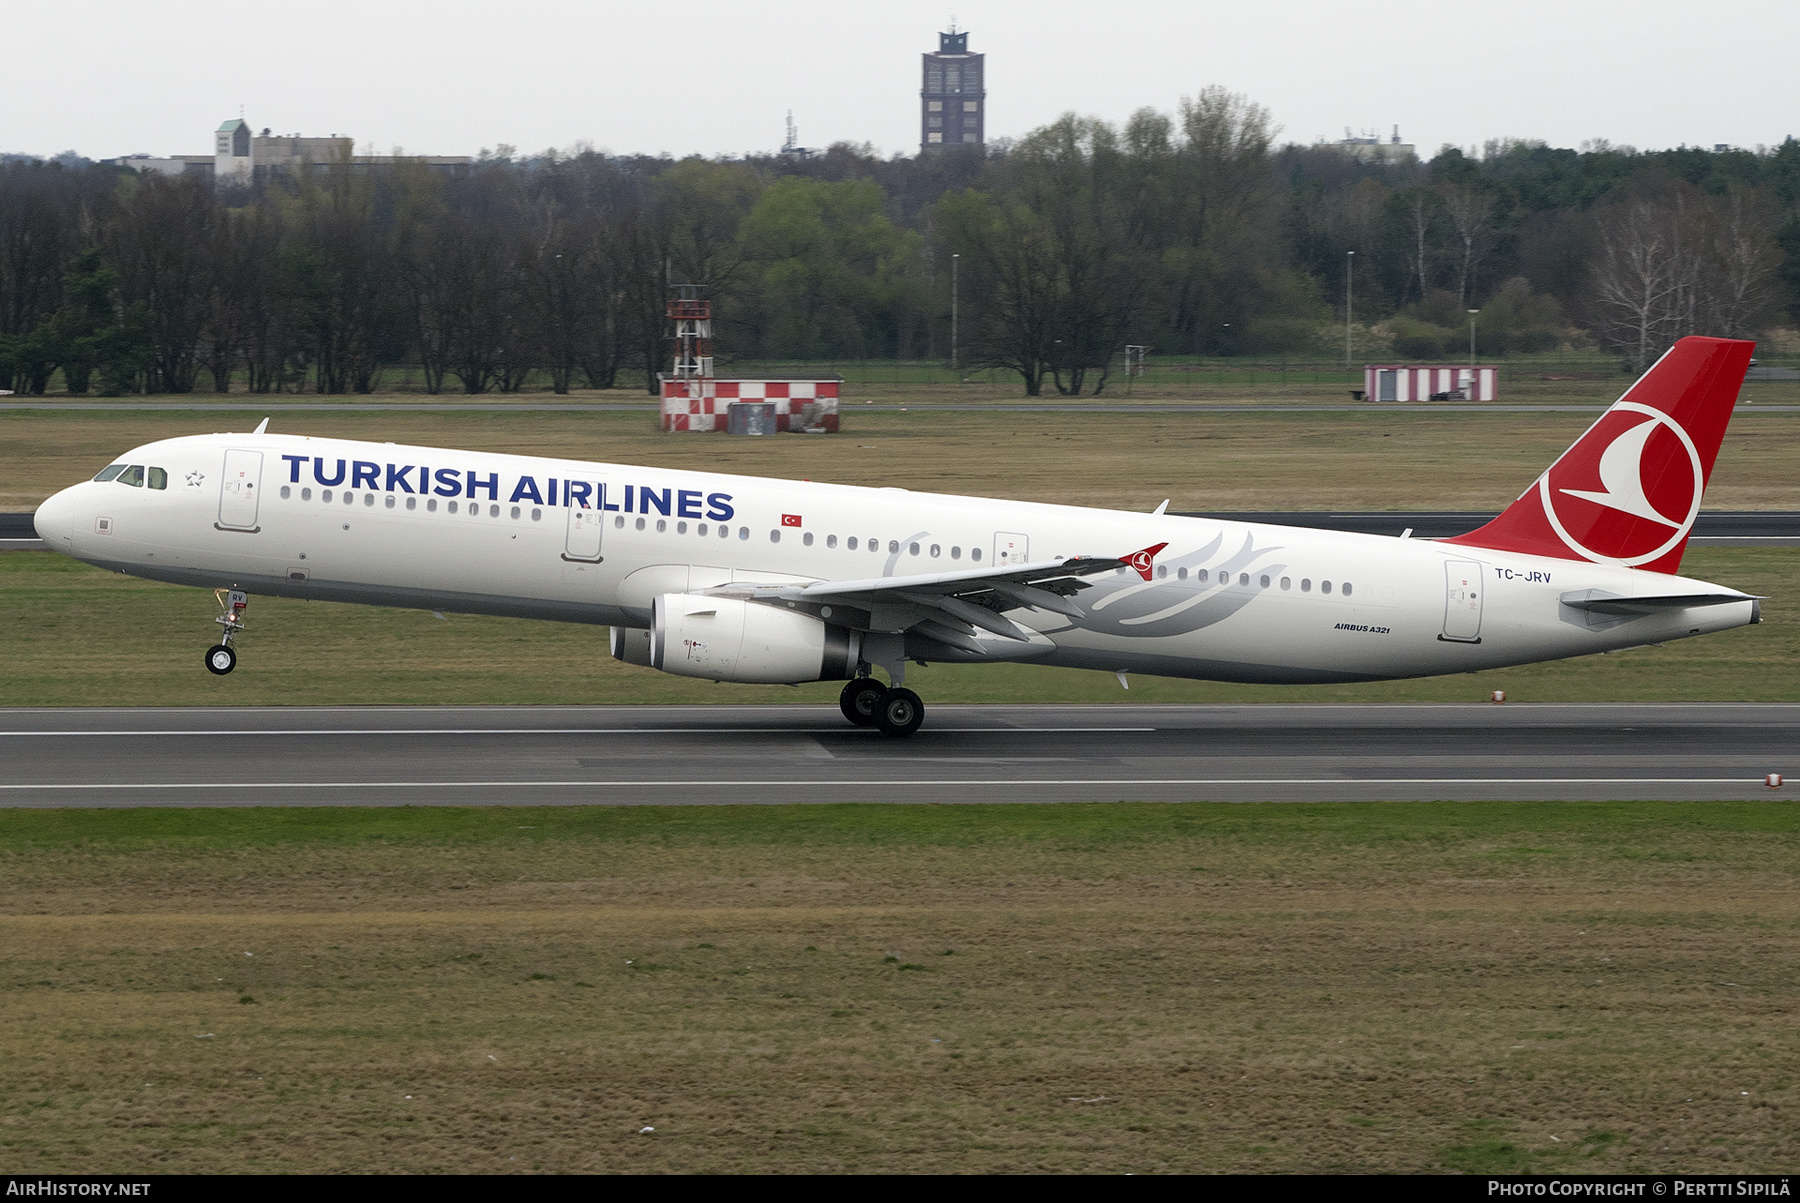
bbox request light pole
[1345,250,1355,368]
[1467,308,1479,367]
[951,253,960,374]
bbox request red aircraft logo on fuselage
[1125,542,1169,581]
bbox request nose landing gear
[838,676,925,738]
[204,589,248,675]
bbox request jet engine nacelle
[609,625,653,667]
[651,594,861,684]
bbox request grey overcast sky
[5,0,1795,162]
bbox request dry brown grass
[4,406,1799,513]
[2,802,1797,1174]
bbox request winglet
[1152,499,1170,515]
[253,417,270,435]
[1123,542,1169,581]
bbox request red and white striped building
[1364,364,1498,402]
[659,285,841,432]
[659,378,841,433]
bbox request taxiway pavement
[0,703,1791,807]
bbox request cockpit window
[147,467,167,490]
[93,464,126,482]
[117,465,145,487]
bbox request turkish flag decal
[781,514,803,527]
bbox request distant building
[1325,125,1415,163]
[921,27,984,152]
[215,118,253,182]
[106,115,470,180]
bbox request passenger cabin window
[147,468,167,490]
[93,464,126,482]
[971,548,982,562]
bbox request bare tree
[1439,182,1493,305]
[1701,189,1783,338]
[1589,199,1697,371]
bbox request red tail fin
[1442,337,1753,574]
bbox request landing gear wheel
[204,644,237,675]
[876,687,924,738]
[840,678,889,727]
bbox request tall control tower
[920,26,984,152]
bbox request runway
[0,703,1791,807]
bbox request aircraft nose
[33,486,76,548]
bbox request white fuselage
[33,431,1758,685]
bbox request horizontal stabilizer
[1559,588,1759,614]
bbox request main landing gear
[204,589,248,676]
[839,676,925,738]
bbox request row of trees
[2,95,1796,395]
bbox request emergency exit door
[1441,559,1483,642]
[994,532,1029,566]
[564,505,604,562]
[217,449,262,531]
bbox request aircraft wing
[705,544,1167,643]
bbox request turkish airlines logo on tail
[1539,400,1703,566]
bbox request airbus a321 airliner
[32,336,1761,737]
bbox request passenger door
[217,449,262,531]
[1441,560,1483,642]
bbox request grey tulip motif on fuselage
[1040,531,1288,640]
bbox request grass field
[2,800,1797,1174]
[0,546,1793,707]
[5,406,1800,513]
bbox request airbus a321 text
[32,337,1762,737]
